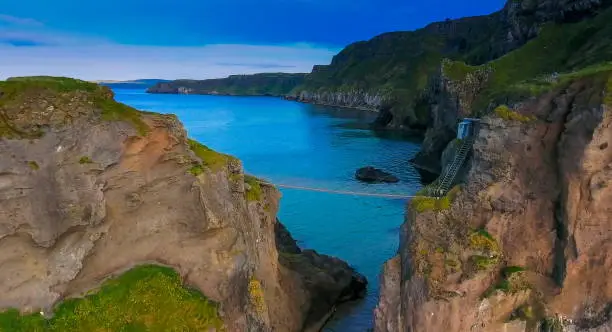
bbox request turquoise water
[113,89,423,331]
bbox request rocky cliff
[0,76,366,331]
[412,1,612,173]
[374,69,612,331]
[289,0,611,133]
[147,73,306,97]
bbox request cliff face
[147,73,306,97]
[375,72,612,331]
[0,77,365,331]
[289,0,611,132]
[412,1,612,173]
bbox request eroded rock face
[375,75,612,331]
[0,81,365,332]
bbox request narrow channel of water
[114,89,424,331]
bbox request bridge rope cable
[257,181,428,199]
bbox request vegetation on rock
[248,278,266,315]
[187,138,236,172]
[78,156,93,164]
[411,185,461,213]
[494,105,535,123]
[27,161,39,171]
[0,265,224,332]
[0,76,149,138]
[148,73,306,96]
[244,175,263,201]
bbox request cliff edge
[0,76,366,331]
[375,70,612,331]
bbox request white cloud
[0,13,338,80]
[0,43,338,80]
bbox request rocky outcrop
[289,90,386,111]
[375,73,612,331]
[355,166,400,183]
[0,77,365,331]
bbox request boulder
[355,166,399,183]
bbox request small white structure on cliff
[457,118,480,139]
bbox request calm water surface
[113,89,423,331]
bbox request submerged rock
[355,166,399,183]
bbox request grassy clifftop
[443,5,612,114]
[148,73,306,96]
[0,265,224,332]
[0,76,149,138]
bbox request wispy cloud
[0,14,43,26]
[0,18,338,80]
[0,43,337,80]
[215,62,297,69]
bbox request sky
[0,0,506,81]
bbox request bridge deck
[259,181,423,199]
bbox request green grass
[187,138,234,172]
[471,255,500,271]
[97,99,149,136]
[78,156,93,164]
[606,74,612,107]
[411,185,460,213]
[468,7,612,111]
[0,265,224,332]
[482,265,528,298]
[189,164,205,176]
[0,77,150,138]
[244,175,263,201]
[442,59,479,81]
[502,266,526,277]
[27,161,39,170]
[494,105,535,123]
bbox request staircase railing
[433,125,475,197]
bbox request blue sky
[0,0,505,80]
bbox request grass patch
[411,185,460,213]
[482,265,529,298]
[244,175,263,201]
[187,138,233,172]
[78,156,93,164]
[189,164,205,176]
[442,59,479,81]
[0,77,149,137]
[248,278,266,315]
[503,266,526,276]
[97,99,149,136]
[468,229,500,271]
[494,105,535,123]
[27,161,39,171]
[0,265,224,331]
[606,74,612,107]
[471,255,499,271]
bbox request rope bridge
[258,181,422,199]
